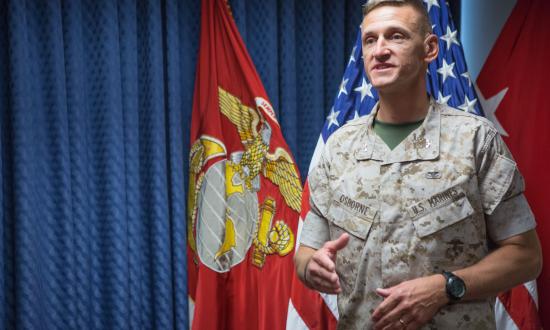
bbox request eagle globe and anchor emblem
[188,87,302,272]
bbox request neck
[376,79,430,124]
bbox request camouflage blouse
[300,100,536,330]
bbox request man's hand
[371,275,448,330]
[303,233,350,294]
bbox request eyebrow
[362,25,412,37]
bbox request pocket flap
[327,200,375,240]
[408,187,475,238]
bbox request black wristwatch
[442,271,466,301]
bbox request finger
[374,302,407,330]
[380,322,401,330]
[310,278,341,294]
[376,287,391,298]
[311,250,337,272]
[308,262,339,285]
[311,282,342,294]
[324,233,350,252]
[404,320,422,330]
[383,324,402,330]
[371,291,400,321]
[308,273,342,294]
[379,317,410,330]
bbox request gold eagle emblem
[218,87,302,212]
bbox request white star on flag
[437,59,456,83]
[423,0,440,12]
[441,26,460,50]
[327,107,340,128]
[353,110,360,120]
[338,78,349,98]
[475,84,509,136]
[458,95,478,113]
[354,78,373,102]
[461,72,472,87]
[348,46,357,65]
[437,91,452,105]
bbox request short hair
[362,0,433,36]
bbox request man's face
[361,5,430,92]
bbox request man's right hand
[303,233,350,294]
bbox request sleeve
[477,131,536,242]
[299,151,332,249]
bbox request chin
[371,79,396,91]
[368,74,396,89]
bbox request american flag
[287,0,540,329]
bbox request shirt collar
[354,98,440,163]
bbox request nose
[372,38,390,61]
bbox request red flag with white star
[477,0,549,328]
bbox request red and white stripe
[287,137,339,330]
[496,281,541,330]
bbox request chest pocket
[327,199,376,240]
[408,186,475,238]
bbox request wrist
[441,271,467,303]
[435,274,450,306]
[303,258,313,288]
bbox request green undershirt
[373,118,424,150]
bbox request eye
[390,33,405,41]
[364,36,376,46]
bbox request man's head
[361,0,438,93]
[362,0,432,36]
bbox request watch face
[449,277,466,298]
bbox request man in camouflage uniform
[293,0,542,329]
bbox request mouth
[372,63,395,71]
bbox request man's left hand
[371,275,449,330]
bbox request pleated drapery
[1,0,198,328]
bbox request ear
[424,34,439,63]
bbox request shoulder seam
[481,129,497,154]
[440,109,498,133]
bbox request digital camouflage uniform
[300,100,536,330]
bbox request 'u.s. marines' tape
[407,186,466,220]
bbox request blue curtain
[1,0,198,328]
[1,0,365,328]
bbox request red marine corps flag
[187,0,303,329]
